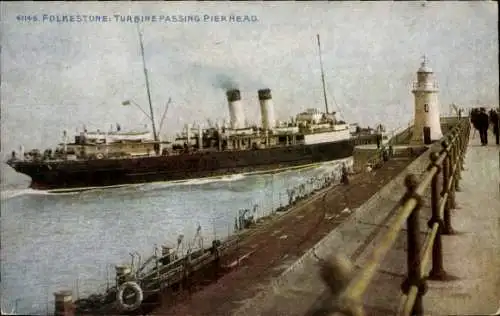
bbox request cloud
[1,1,498,153]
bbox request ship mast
[316,34,329,114]
[137,24,158,142]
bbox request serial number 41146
[17,15,39,22]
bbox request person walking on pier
[341,163,349,185]
[470,108,480,138]
[477,108,490,146]
[489,108,499,145]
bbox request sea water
[0,159,349,315]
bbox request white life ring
[116,281,143,311]
[96,153,104,159]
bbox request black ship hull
[8,136,379,190]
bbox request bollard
[427,152,447,280]
[54,290,74,316]
[440,140,456,235]
[401,174,426,316]
[115,265,133,286]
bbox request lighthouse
[410,57,443,144]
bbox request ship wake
[138,174,248,191]
[0,188,80,201]
[0,158,351,200]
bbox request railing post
[448,132,458,209]
[454,126,465,191]
[463,120,469,142]
[459,123,466,171]
[427,152,447,280]
[401,174,427,316]
[440,139,456,235]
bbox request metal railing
[321,118,470,316]
[412,82,439,90]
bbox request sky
[1,1,498,158]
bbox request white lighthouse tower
[410,56,443,144]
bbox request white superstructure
[84,130,154,143]
[303,127,350,145]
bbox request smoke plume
[213,73,239,90]
[187,62,261,91]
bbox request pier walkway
[316,128,500,316]
[308,128,500,316]
[422,130,500,315]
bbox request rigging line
[330,90,345,121]
[136,23,158,142]
[317,33,345,121]
[316,34,330,114]
[157,97,172,137]
[325,77,345,121]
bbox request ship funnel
[258,88,276,130]
[226,89,245,129]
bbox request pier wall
[232,138,438,316]
[387,125,413,145]
[352,117,457,174]
[352,144,426,173]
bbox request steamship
[5,34,383,191]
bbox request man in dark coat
[478,108,490,145]
[490,109,499,145]
[470,108,480,138]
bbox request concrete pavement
[423,129,500,315]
